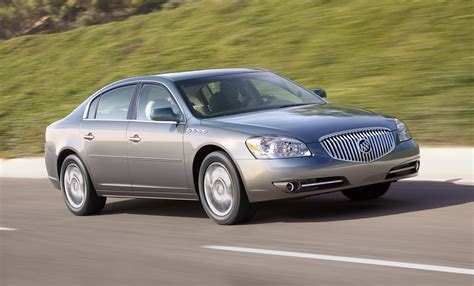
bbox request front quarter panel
[183,119,256,194]
[183,117,420,202]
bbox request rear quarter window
[87,95,100,119]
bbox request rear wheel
[60,154,106,215]
[342,182,391,200]
[198,151,256,225]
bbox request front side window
[136,84,181,121]
[250,79,304,104]
[176,72,324,118]
[95,85,135,120]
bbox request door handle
[83,132,95,140]
[128,134,141,143]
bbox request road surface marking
[203,245,474,275]
[0,227,18,231]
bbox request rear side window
[96,85,135,120]
[87,95,100,119]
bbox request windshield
[175,72,325,118]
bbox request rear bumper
[236,139,420,202]
[44,142,61,190]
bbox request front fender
[183,121,255,194]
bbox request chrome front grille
[320,128,395,163]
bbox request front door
[126,83,189,194]
[81,84,136,192]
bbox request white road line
[0,227,18,231]
[203,245,474,276]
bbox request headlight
[246,136,312,159]
[395,118,412,142]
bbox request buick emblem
[358,139,371,153]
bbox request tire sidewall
[60,154,91,215]
[198,152,243,224]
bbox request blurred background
[0,0,472,157]
[1,2,473,285]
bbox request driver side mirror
[312,88,327,98]
[150,107,182,122]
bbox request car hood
[201,103,396,143]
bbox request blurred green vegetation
[1,0,473,157]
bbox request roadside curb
[0,157,48,179]
[1,148,472,183]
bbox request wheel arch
[192,144,246,199]
[56,148,88,181]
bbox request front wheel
[198,151,256,225]
[341,182,391,200]
[60,154,106,216]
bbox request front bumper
[236,139,420,202]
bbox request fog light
[286,182,300,192]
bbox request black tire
[60,154,106,216]
[342,182,391,201]
[198,151,256,225]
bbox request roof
[99,68,266,92]
[156,68,263,81]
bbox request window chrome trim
[82,80,187,123]
[82,119,130,122]
[83,95,100,119]
[82,83,138,120]
[131,119,186,124]
[82,118,186,124]
[83,96,96,119]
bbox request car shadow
[252,180,473,224]
[100,180,473,223]
[101,198,207,218]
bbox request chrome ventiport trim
[388,166,417,174]
[319,127,396,163]
[300,179,344,188]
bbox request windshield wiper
[204,103,319,118]
[274,103,317,109]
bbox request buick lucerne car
[45,68,420,224]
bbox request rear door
[126,83,189,194]
[81,84,136,192]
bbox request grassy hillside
[0,0,473,157]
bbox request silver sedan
[45,68,420,224]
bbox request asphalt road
[1,178,473,285]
